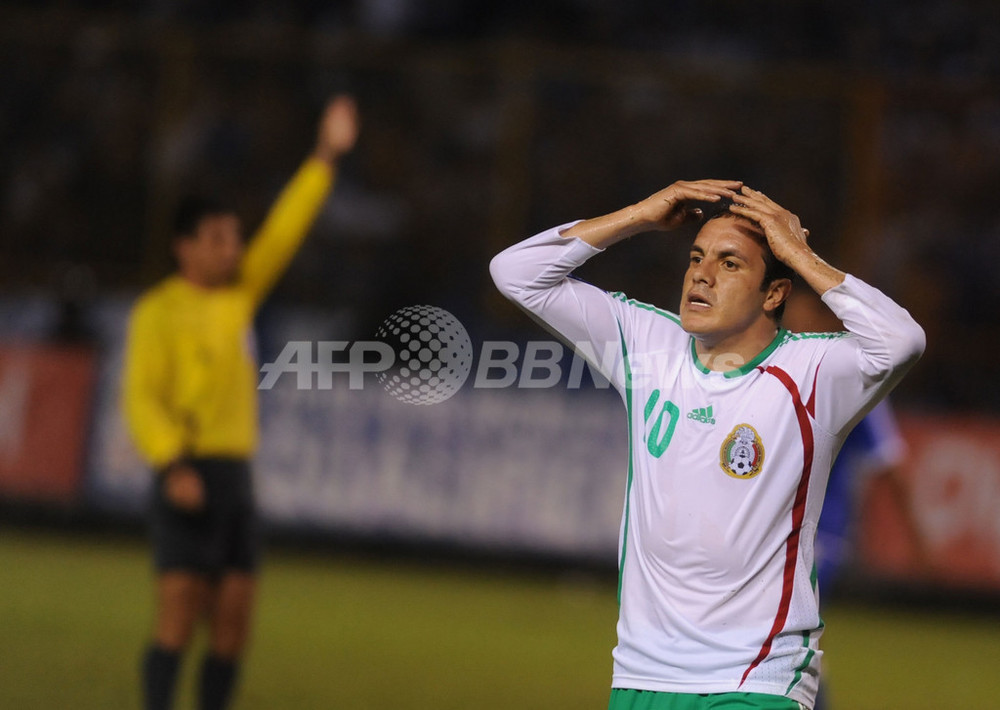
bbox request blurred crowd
[1,0,998,411]
[6,0,1000,75]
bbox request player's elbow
[873,320,925,379]
[897,320,926,369]
[858,318,926,383]
[489,250,524,303]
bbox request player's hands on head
[314,94,360,164]
[164,464,205,512]
[638,179,742,232]
[729,186,812,264]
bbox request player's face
[679,217,775,348]
[178,213,244,288]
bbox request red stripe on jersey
[805,358,824,418]
[740,364,816,687]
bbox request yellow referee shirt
[123,158,334,468]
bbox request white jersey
[490,224,924,708]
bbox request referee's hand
[313,94,360,164]
[164,465,206,512]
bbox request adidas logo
[687,405,716,424]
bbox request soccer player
[123,95,359,710]
[490,180,924,710]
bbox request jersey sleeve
[121,297,188,468]
[813,274,925,437]
[490,223,634,389]
[239,157,334,307]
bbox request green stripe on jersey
[690,329,788,378]
[784,330,849,341]
[610,292,682,326]
[785,632,817,696]
[617,320,635,606]
[786,563,823,696]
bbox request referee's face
[178,213,244,288]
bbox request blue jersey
[816,400,905,589]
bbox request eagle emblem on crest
[720,424,765,479]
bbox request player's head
[172,195,243,288]
[680,202,793,346]
[705,203,795,318]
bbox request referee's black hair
[172,195,234,239]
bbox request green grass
[0,528,995,709]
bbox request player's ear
[763,278,792,318]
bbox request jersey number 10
[643,389,679,458]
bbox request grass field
[0,528,996,709]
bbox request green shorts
[608,689,806,710]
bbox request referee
[122,96,358,710]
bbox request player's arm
[818,273,925,430]
[730,187,925,430]
[491,181,740,384]
[563,179,743,248]
[490,224,625,385]
[729,186,844,295]
[239,95,359,306]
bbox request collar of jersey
[689,328,788,379]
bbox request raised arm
[492,180,744,384]
[240,95,359,306]
[728,186,843,295]
[563,179,743,248]
[490,223,619,364]
[730,186,925,430]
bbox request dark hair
[703,198,794,323]
[172,195,232,239]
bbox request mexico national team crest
[720,424,765,479]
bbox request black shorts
[149,457,261,576]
